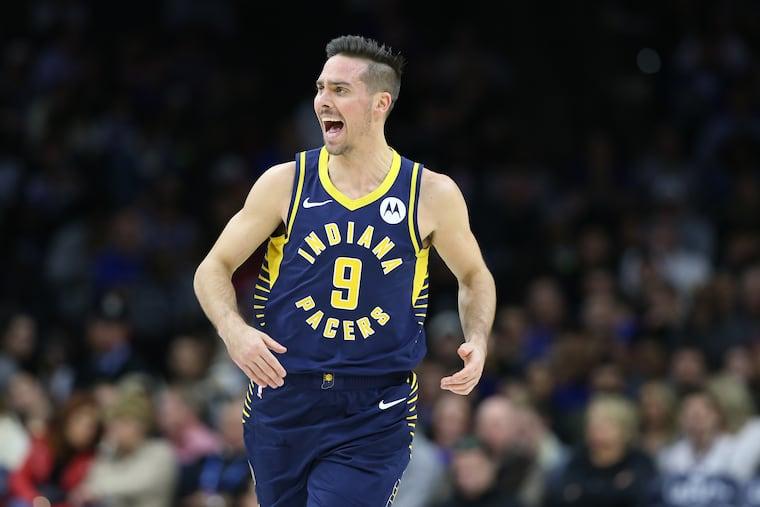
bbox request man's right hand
[223,323,287,388]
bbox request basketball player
[194,35,496,506]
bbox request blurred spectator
[523,278,566,363]
[657,388,744,506]
[0,313,38,390]
[91,209,146,293]
[590,362,627,395]
[74,386,176,507]
[475,396,564,506]
[176,399,249,507]
[434,436,521,507]
[658,389,733,476]
[707,374,760,480]
[621,218,711,300]
[0,395,29,491]
[547,333,596,442]
[164,333,230,415]
[669,347,707,395]
[166,334,213,386]
[156,385,220,465]
[489,306,527,378]
[684,274,745,365]
[581,292,635,359]
[637,381,677,456]
[415,359,447,426]
[639,281,684,348]
[39,332,77,405]
[8,393,101,507]
[524,360,555,421]
[393,431,446,507]
[75,291,145,387]
[547,394,657,507]
[429,392,471,463]
[427,311,465,371]
[6,372,53,436]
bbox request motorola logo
[380,197,406,224]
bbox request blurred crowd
[2,1,760,506]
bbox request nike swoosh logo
[378,397,407,410]
[303,197,333,208]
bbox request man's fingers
[260,349,287,378]
[441,375,465,386]
[247,367,269,388]
[255,356,284,387]
[442,384,473,395]
[451,366,476,382]
[441,367,479,392]
[241,364,265,386]
[250,362,278,388]
[262,334,287,353]
[441,368,474,386]
[253,358,282,388]
[441,377,470,389]
[442,379,477,395]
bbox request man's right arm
[193,161,295,388]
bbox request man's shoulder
[264,160,296,179]
[253,160,297,193]
[262,146,324,183]
[419,168,459,198]
[418,168,464,214]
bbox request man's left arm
[422,171,496,395]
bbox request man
[194,35,496,506]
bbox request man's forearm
[193,259,246,343]
[457,268,496,349]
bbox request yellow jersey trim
[408,162,421,254]
[265,235,286,288]
[411,248,430,305]
[317,146,401,211]
[287,152,306,237]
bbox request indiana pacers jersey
[251,146,429,376]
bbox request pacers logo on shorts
[380,197,405,224]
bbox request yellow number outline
[331,257,362,310]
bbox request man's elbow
[193,256,220,296]
[193,260,207,298]
[479,268,496,295]
[460,265,495,291]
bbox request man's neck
[328,135,393,189]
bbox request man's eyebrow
[315,79,352,87]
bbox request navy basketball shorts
[242,372,419,507]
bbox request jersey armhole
[407,162,424,255]
[283,151,306,240]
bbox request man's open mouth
[324,120,344,134]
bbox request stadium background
[1,1,760,506]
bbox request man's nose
[316,100,331,112]
[315,92,333,109]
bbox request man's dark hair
[325,35,405,113]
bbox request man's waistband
[284,371,411,390]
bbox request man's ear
[375,91,392,116]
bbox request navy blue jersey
[251,147,429,375]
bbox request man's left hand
[440,341,486,395]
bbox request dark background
[1,1,760,506]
